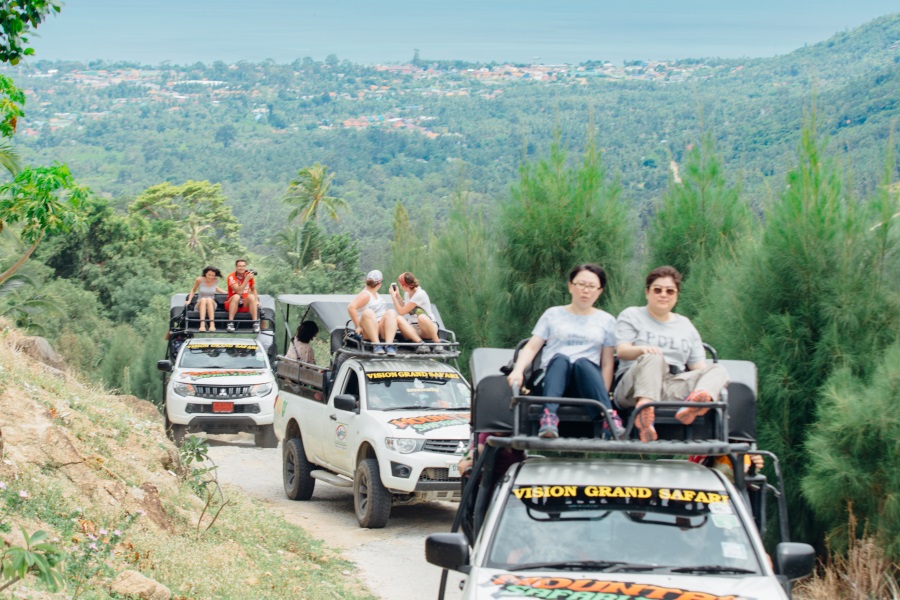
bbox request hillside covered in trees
[0,8,898,590]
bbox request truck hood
[375,410,471,438]
[173,369,272,385]
[467,569,787,600]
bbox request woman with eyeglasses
[614,265,730,442]
[506,264,622,440]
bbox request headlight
[172,382,196,397]
[251,383,273,397]
[385,438,423,454]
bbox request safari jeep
[425,347,816,600]
[273,294,471,528]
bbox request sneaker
[676,390,712,425]
[373,345,386,355]
[415,343,431,354]
[634,400,657,442]
[538,409,560,439]
[226,322,235,332]
[432,344,445,353]
[385,345,397,356]
[603,410,626,441]
[253,322,260,333]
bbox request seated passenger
[225,258,260,332]
[347,270,402,356]
[285,320,319,364]
[389,272,440,353]
[614,265,730,442]
[185,265,226,331]
[506,264,621,440]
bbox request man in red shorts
[226,258,259,332]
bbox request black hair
[296,321,319,343]
[568,263,607,289]
[645,265,682,290]
[202,265,222,278]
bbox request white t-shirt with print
[532,306,616,370]
[403,287,435,324]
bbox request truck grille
[419,468,458,482]
[192,385,252,399]
[186,403,260,414]
[423,439,468,455]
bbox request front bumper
[166,389,276,427]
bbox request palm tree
[284,163,347,224]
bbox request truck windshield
[365,374,470,411]
[179,344,268,370]
[485,484,762,574]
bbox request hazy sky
[32,1,899,65]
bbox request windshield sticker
[708,502,733,515]
[182,370,262,380]
[366,371,461,380]
[721,542,749,561]
[488,575,745,600]
[407,387,439,394]
[187,342,258,349]
[512,486,729,505]
[388,413,470,433]
[712,514,740,529]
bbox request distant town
[5,59,732,140]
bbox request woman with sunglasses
[614,265,730,442]
[506,264,623,440]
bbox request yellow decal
[659,489,730,504]
[584,486,653,499]
[187,342,258,349]
[512,485,579,500]
[490,574,743,600]
[366,371,460,380]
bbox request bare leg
[227,295,240,321]
[197,299,209,331]
[416,315,441,343]
[245,295,259,321]
[380,311,398,344]
[396,318,422,343]
[359,309,381,343]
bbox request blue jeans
[542,355,611,418]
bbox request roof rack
[336,338,461,359]
[487,434,750,457]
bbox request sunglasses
[650,286,678,296]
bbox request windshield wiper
[380,405,429,411]
[508,560,629,572]
[669,565,757,575]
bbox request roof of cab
[185,337,263,348]
[360,359,463,375]
[511,458,730,492]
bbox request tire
[163,408,187,447]
[255,425,278,448]
[283,437,316,500]
[353,457,391,528]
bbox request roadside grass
[0,323,375,599]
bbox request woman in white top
[506,264,621,440]
[347,270,402,355]
[185,266,226,331]
[390,272,440,352]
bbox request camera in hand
[247,269,257,276]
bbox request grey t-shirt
[532,306,617,370]
[615,306,705,378]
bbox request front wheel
[255,425,278,448]
[354,457,391,528]
[164,411,186,447]
[283,437,315,500]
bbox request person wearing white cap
[347,270,401,355]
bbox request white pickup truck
[273,295,471,528]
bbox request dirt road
[206,435,466,599]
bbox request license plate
[212,402,234,413]
[447,461,460,478]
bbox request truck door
[323,365,363,475]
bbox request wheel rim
[286,448,296,488]
[358,469,369,514]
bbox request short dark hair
[202,265,222,278]
[568,263,607,289]
[235,258,247,266]
[645,265,682,290]
[296,321,319,343]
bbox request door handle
[329,414,337,420]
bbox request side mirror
[425,532,470,573]
[775,542,816,580]
[157,360,173,372]
[334,394,358,412]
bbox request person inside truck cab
[286,320,318,364]
[185,266,226,332]
[225,258,259,333]
[389,271,443,353]
[348,270,403,356]
[613,265,730,442]
[506,264,622,440]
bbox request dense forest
[0,6,898,576]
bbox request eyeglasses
[650,286,678,296]
[571,281,601,291]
